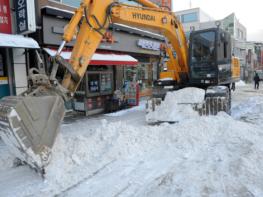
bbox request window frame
[181,12,198,23]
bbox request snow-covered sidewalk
[1,85,263,197]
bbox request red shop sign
[0,0,11,34]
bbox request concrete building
[175,8,214,36]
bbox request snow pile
[44,113,263,196]
[236,80,246,87]
[135,114,263,197]
[146,87,205,123]
[43,119,163,194]
[2,110,263,196]
[0,140,15,171]
[105,100,146,117]
[2,87,263,196]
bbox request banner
[0,0,11,34]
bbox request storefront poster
[0,0,11,34]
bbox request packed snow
[105,100,146,117]
[1,85,263,196]
[236,80,246,87]
[146,87,205,123]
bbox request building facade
[32,0,164,115]
[175,8,214,36]
[0,0,39,99]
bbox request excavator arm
[0,0,189,174]
[59,0,188,94]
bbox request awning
[43,48,138,66]
[0,33,40,49]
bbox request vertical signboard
[15,0,36,35]
[0,0,12,34]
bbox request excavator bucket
[0,95,65,173]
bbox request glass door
[0,51,10,99]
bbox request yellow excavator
[0,0,240,174]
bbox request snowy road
[1,85,263,197]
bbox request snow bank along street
[1,84,263,196]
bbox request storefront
[0,0,12,98]
[43,48,138,115]
[0,33,40,98]
[38,6,163,115]
[0,0,39,99]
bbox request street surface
[1,84,263,197]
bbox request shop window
[137,65,146,80]
[181,12,198,23]
[124,67,137,82]
[88,74,100,93]
[86,70,113,96]
[100,73,112,92]
[124,64,154,92]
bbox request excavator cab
[188,28,232,87]
[147,28,236,122]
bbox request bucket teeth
[0,96,65,175]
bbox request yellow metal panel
[0,77,8,81]
[111,5,188,74]
[231,57,241,81]
[134,0,159,8]
[160,71,176,79]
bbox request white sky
[172,0,263,41]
